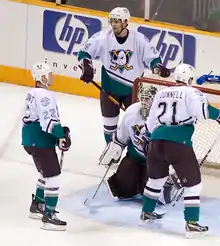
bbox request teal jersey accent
[208,104,220,119]
[101,66,132,96]
[150,57,162,69]
[127,141,146,165]
[22,122,64,148]
[151,124,195,147]
[77,51,91,61]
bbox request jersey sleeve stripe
[202,103,207,119]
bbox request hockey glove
[79,59,94,84]
[153,64,170,78]
[99,136,125,167]
[58,126,71,151]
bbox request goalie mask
[139,86,158,118]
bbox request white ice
[0,83,220,246]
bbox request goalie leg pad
[99,141,123,166]
[107,154,147,198]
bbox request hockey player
[99,86,177,204]
[141,63,220,237]
[22,63,71,231]
[78,7,170,144]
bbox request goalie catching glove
[58,126,71,151]
[99,136,125,166]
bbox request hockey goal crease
[133,75,220,170]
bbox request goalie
[99,86,178,204]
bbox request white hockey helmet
[138,86,158,118]
[174,63,195,85]
[31,63,52,86]
[109,7,130,23]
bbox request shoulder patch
[40,97,50,107]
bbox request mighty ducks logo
[132,125,145,146]
[109,49,133,73]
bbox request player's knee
[180,171,201,187]
[42,164,61,179]
[147,177,168,190]
[44,175,61,189]
[184,182,202,197]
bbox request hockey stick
[91,81,126,111]
[60,150,64,168]
[172,121,220,207]
[84,164,111,206]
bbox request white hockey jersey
[80,29,160,87]
[117,102,147,158]
[22,87,63,138]
[147,85,214,133]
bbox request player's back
[147,85,206,147]
[152,86,196,126]
[22,87,60,148]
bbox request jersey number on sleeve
[158,102,178,125]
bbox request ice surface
[0,83,220,246]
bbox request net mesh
[133,77,220,169]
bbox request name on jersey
[160,91,183,99]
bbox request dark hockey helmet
[138,86,157,118]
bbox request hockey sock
[44,175,60,212]
[142,194,158,212]
[184,184,201,222]
[142,177,167,212]
[35,176,46,203]
[104,133,113,144]
[184,206,200,222]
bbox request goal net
[133,76,220,169]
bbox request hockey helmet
[31,63,52,86]
[174,63,195,85]
[109,7,130,23]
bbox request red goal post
[133,76,220,169]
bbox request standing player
[78,7,170,144]
[141,63,220,237]
[22,63,71,231]
[99,86,178,205]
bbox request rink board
[60,183,220,238]
[1,0,220,99]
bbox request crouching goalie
[99,86,180,204]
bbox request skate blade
[29,213,43,220]
[185,230,208,239]
[40,222,67,231]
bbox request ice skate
[140,211,165,224]
[185,221,208,238]
[41,211,67,231]
[29,194,44,220]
